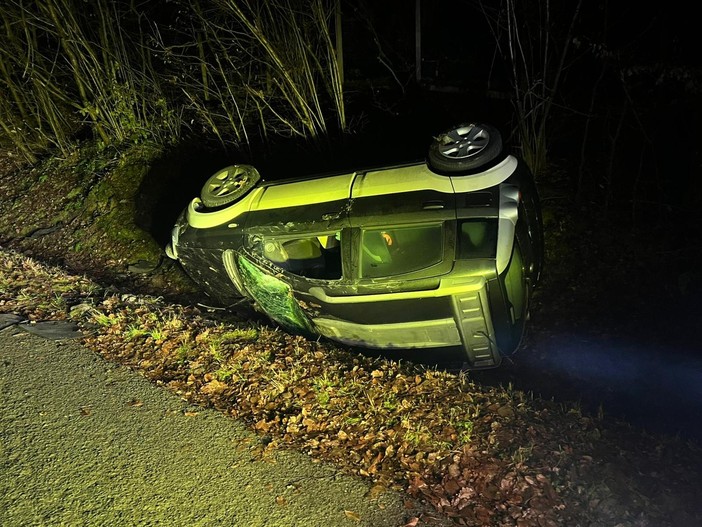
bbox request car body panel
[351,163,454,198]
[305,275,499,366]
[187,187,263,230]
[167,142,542,369]
[449,155,518,193]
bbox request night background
[1,0,702,524]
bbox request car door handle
[423,201,445,210]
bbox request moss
[65,143,165,264]
[0,139,166,271]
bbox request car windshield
[457,219,498,259]
[256,232,342,279]
[361,224,443,278]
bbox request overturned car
[166,123,543,369]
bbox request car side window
[457,219,498,259]
[255,232,342,279]
[361,224,443,278]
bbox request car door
[348,162,457,282]
[231,172,356,333]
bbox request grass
[93,312,122,327]
[314,387,331,407]
[148,327,167,343]
[175,343,196,364]
[221,327,259,341]
[124,325,149,340]
[401,422,431,448]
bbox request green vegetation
[93,312,123,327]
[0,0,346,285]
[124,325,149,340]
[221,327,259,342]
[1,2,700,523]
[0,140,167,282]
[0,0,345,164]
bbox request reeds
[0,0,346,163]
[176,0,346,143]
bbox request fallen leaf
[403,518,419,527]
[127,399,143,407]
[444,478,460,495]
[367,483,386,500]
[201,379,228,395]
[344,510,361,521]
[275,495,287,506]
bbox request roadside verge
[0,328,422,527]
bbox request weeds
[315,388,331,407]
[124,325,148,340]
[448,405,477,444]
[214,367,236,383]
[0,0,345,163]
[221,327,259,342]
[92,312,122,327]
[480,0,583,177]
[148,327,167,343]
[402,421,430,448]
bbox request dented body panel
[167,153,542,369]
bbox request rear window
[458,219,497,259]
[361,224,443,278]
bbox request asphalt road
[0,328,442,527]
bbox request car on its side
[166,122,543,369]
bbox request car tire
[200,165,261,208]
[427,123,503,173]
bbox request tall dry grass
[0,0,346,164]
[171,0,346,144]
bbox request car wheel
[427,123,503,173]
[200,165,261,208]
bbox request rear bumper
[310,277,501,368]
